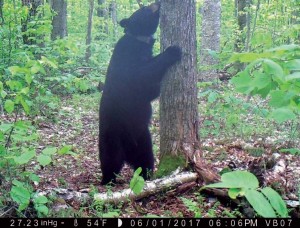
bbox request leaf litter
[1,95,299,217]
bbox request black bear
[99,2,182,185]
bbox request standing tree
[159,0,199,175]
[21,0,44,45]
[97,0,108,35]
[0,0,4,25]
[110,0,118,40]
[50,0,68,40]
[85,0,94,63]
[97,0,106,17]
[199,0,221,81]
[234,0,252,52]
[292,0,300,43]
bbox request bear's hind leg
[100,136,124,185]
[130,129,154,180]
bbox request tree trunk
[97,0,106,17]
[0,0,4,25]
[50,0,68,40]
[234,0,247,52]
[110,0,118,41]
[97,0,109,35]
[85,0,94,63]
[245,0,252,51]
[199,0,221,81]
[21,0,44,45]
[235,0,252,52]
[292,0,300,43]
[159,0,199,175]
[250,0,260,51]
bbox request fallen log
[94,171,198,204]
[38,170,298,212]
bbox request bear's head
[119,3,160,37]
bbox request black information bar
[2,218,299,228]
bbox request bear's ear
[120,18,130,28]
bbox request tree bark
[85,0,94,63]
[199,0,221,81]
[159,0,199,170]
[50,0,68,40]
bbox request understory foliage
[0,0,299,218]
[229,44,300,154]
[204,171,288,218]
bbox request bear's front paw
[165,46,182,63]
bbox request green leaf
[286,72,300,81]
[31,66,40,74]
[230,72,253,94]
[10,185,30,211]
[208,91,219,103]
[35,205,49,216]
[1,90,7,98]
[9,66,23,76]
[40,56,58,69]
[15,120,31,129]
[224,171,258,189]
[255,85,272,98]
[25,74,33,85]
[130,167,145,195]
[0,145,5,156]
[37,154,52,166]
[262,59,284,83]
[4,100,15,113]
[0,123,13,132]
[269,91,293,108]
[58,145,72,155]
[245,189,276,218]
[261,187,288,218]
[20,87,30,95]
[14,149,36,165]
[269,108,296,123]
[133,167,142,177]
[269,44,300,52]
[42,147,57,155]
[280,148,300,155]
[21,99,30,114]
[29,173,40,183]
[6,80,22,90]
[251,72,271,90]
[230,53,263,63]
[205,171,259,191]
[34,195,48,205]
[12,179,24,187]
[285,59,300,71]
[228,188,243,199]
[0,131,4,141]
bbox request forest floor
[32,92,300,218]
[2,91,300,218]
